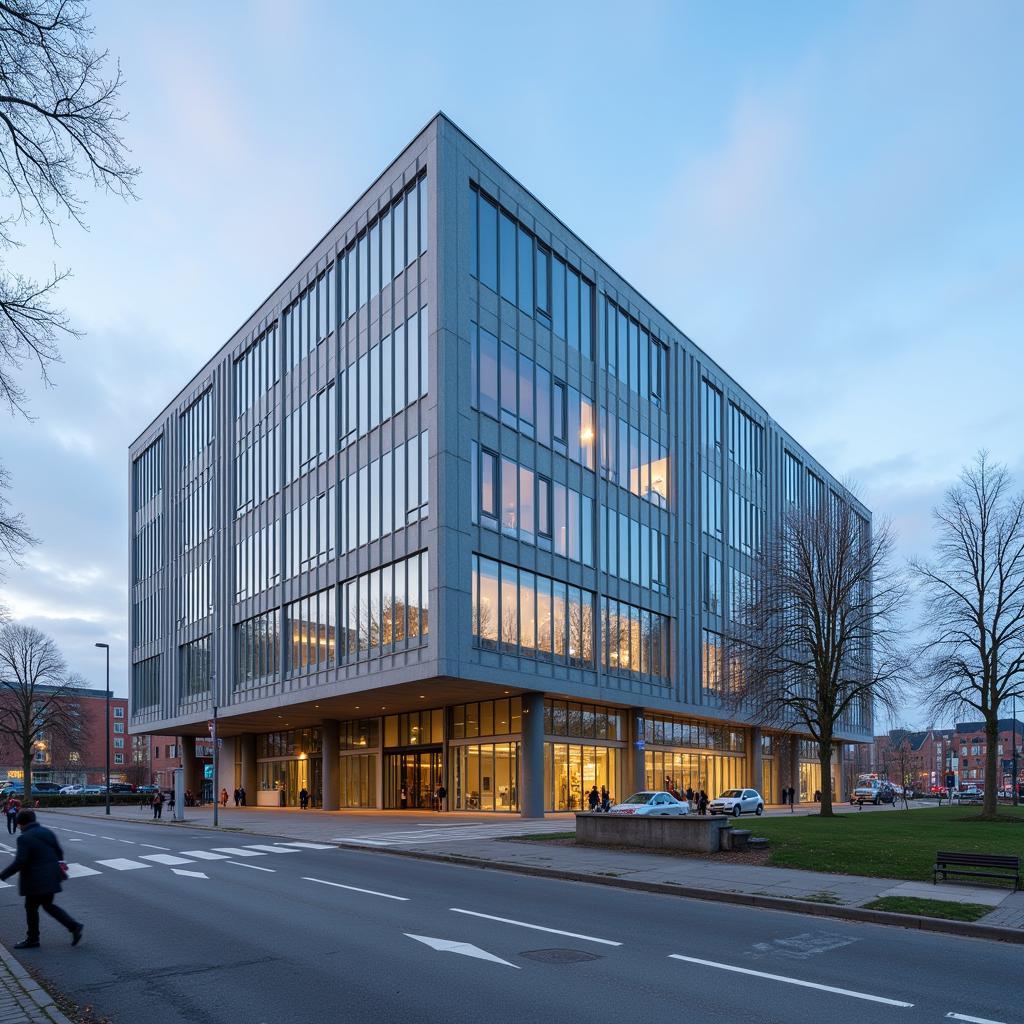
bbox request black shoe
[14,940,39,949]
[71,924,84,947]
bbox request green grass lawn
[863,896,993,922]
[747,805,1024,881]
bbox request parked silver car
[708,789,764,816]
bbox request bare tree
[0,464,35,580]
[912,452,1024,820]
[0,622,79,793]
[0,0,139,416]
[729,492,908,816]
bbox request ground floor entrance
[384,750,442,809]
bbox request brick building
[0,685,128,787]
[130,734,216,793]
[873,719,1024,793]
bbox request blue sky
[1,1,1021,723]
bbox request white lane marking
[334,838,393,846]
[304,877,409,901]
[171,869,208,879]
[67,839,82,842]
[139,854,195,866]
[244,845,299,854]
[53,827,96,837]
[179,850,230,860]
[946,1014,1007,1024]
[213,847,265,858]
[139,843,170,851]
[64,864,100,879]
[96,858,149,871]
[117,840,136,845]
[99,836,117,841]
[668,955,913,1008]
[277,842,336,850]
[406,933,518,968]
[226,860,275,872]
[449,908,622,947]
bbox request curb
[43,809,1024,945]
[0,941,73,1024]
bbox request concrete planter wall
[575,813,731,854]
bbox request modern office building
[129,113,871,814]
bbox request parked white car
[59,784,84,795]
[607,791,690,815]
[708,789,765,817]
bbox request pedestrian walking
[787,785,795,811]
[0,810,83,949]
[151,790,164,820]
[698,790,709,815]
[167,789,175,814]
[685,786,694,804]
[600,785,610,812]
[587,785,600,811]
[299,787,310,810]
[219,788,229,808]
[434,783,446,812]
[239,787,247,807]
[5,795,22,835]
[233,788,240,807]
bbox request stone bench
[575,813,733,854]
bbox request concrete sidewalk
[43,802,1024,932]
[0,943,71,1024]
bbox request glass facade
[545,744,620,811]
[453,743,519,811]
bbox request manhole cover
[519,948,601,964]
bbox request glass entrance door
[384,751,443,809]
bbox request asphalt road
[0,815,1017,1024]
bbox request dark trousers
[25,894,79,942]
[6,814,16,835]
[153,804,162,819]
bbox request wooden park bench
[933,851,1020,890]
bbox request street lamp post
[94,643,110,816]
[1013,696,1019,808]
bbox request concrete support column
[520,693,545,818]
[749,727,763,795]
[181,736,202,797]
[321,719,340,811]
[789,737,801,804]
[239,733,257,805]
[629,710,647,797]
[834,742,845,802]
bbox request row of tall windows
[236,609,280,687]
[728,403,765,476]
[179,389,214,465]
[179,563,211,625]
[600,597,670,681]
[602,297,666,406]
[133,438,163,509]
[728,491,763,555]
[471,324,595,469]
[543,699,625,740]
[597,408,669,507]
[451,698,523,739]
[784,451,802,504]
[340,175,426,322]
[286,269,335,369]
[469,184,594,358]
[471,554,595,667]
[235,415,280,516]
[339,306,428,444]
[132,655,160,710]
[286,585,336,675]
[598,506,668,593]
[339,430,429,553]
[702,628,724,694]
[179,476,212,551]
[341,551,429,660]
[643,713,745,753]
[287,383,336,481]
[701,379,722,450]
[235,325,280,418]
[470,443,593,565]
[133,519,161,584]
[730,567,754,624]
[180,636,210,699]
[286,488,334,578]
[236,522,280,600]
[133,592,160,646]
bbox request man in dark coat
[0,810,83,949]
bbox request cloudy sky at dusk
[1,2,1021,725]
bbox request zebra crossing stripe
[64,864,100,879]
[96,858,149,871]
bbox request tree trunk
[982,715,999,819]
[819,737,834,817]
[22,737,32,807]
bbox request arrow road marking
[668,955,913,1008]
[405,934,519,968]
[171,869,208,879]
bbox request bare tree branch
[911,451,1024,819]
[0,462,35,579]
[727,486,909,816]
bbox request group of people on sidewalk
[586,785,613,812]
